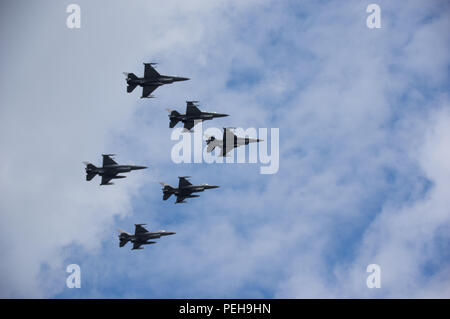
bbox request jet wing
[142,85,158,98]
[221,128,238,156]
[223,128,236,141]
[102,154,118,166]
[135,224,149,235]
[186,102,202,115]
[100,174,117,185]
[144,63,160,79]
[183,120,196,131]
[222,145,236,157]
[178,177,192,188]
[132,242,143,250]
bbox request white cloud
[0,0,449,298]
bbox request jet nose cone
[165,232,176,236]
[133,165,148,170]
[215,113,229,118]
[177,77,190,81]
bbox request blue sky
[1,0,450,298]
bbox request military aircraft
[167,101,229,131]
[124,63,189,98]
[160,176,219,203]
[119,224,176,250]
[84,154,147,185]
[205,128,263,157]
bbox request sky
[0,0,449,298]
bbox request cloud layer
[0,0,449,298]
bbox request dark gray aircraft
[206,128,263,157]
[124,63,189,98]
[119,224,176,250]
[84,154,147,185]
[160,176,219,203]
[167,101,229,131]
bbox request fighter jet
[167,101,229,131]
[119,224,176,250]
[124,63,189,98]
[84,154,147,185]
[160,176,219,203]
[205,128,263,157]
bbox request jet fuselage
[127,75,189,87]
[170,112,228,123]
[86,164,147,176]
[167,184,219,196]
[119,229,176,249]
[126,231,176,242]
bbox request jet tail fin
[127,83,138,93]
[118,229,131,247]
[163,193,173,200]
[84,163,96,169]
[86,172,97,181]
[168,110,181,128]
[125,73,138,80]
[159,182,175,189]
[160,183,174,200]
[84,163,97,181]
[119,238,128,247]
[125,73,138,93]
